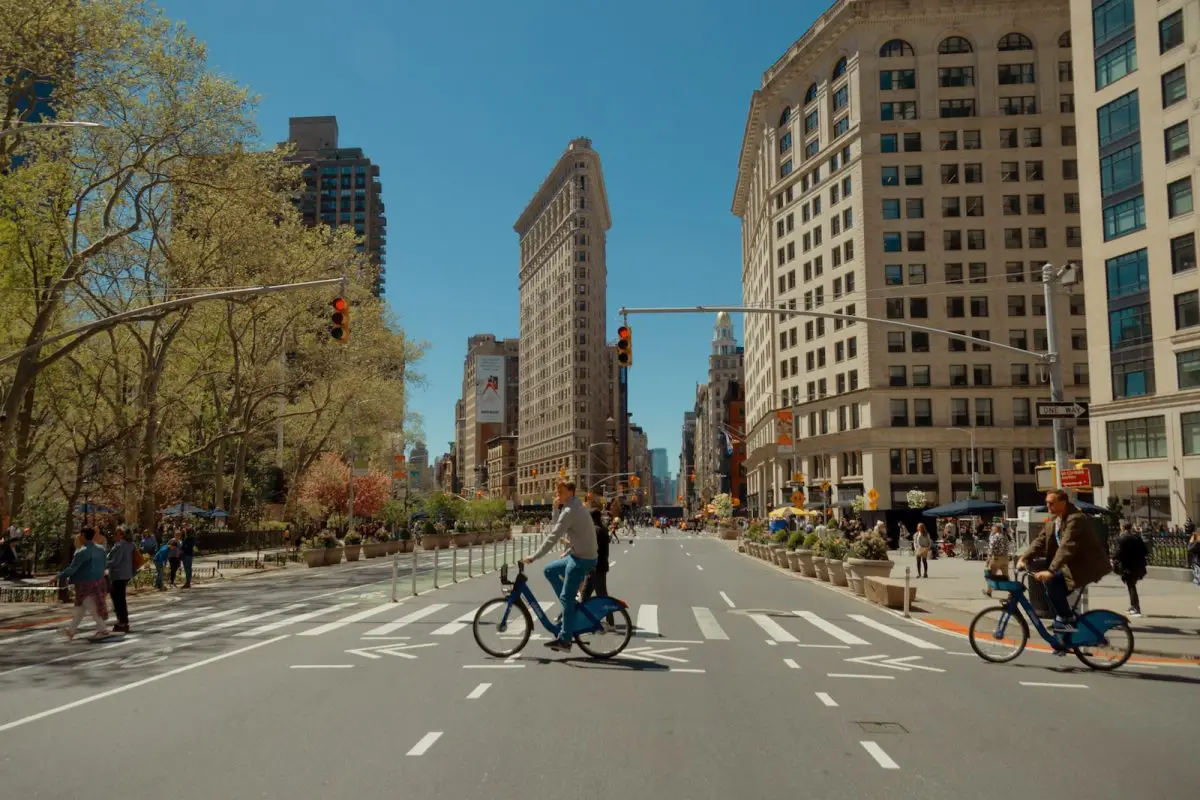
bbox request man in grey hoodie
[106,527,136,633]
[524,481,598,652]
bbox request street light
[948,426,979,498]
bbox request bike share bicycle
[968,567,1134,670]
[472,561,633,659]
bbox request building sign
[475,355,506,424]
[775,409,794,453]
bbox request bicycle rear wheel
[574,606,632,659]
[472,597,532,658]
[968,605,1029,663]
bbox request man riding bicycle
[1017,489,1110,632]
[523,480,598,652]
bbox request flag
[722,429,734,456]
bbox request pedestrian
[106,527,135,633]
[913,523,932,578]
[581,505,614,626]
[983,523,1011,597]
[167,535,182,587]
[1112,522,1149,617]
[153,539,170,590]
[1186,519,1200,586]
[180,530,196,589]
[57,528,110,640]
[139,529,157,556]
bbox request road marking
[670,668,706,673]
[861,741,899,770]
[848,614,942,650]
[463,664,525,669]
[827,673,896,680]
[290,664,354,669]
[431,609,477,636]
[609,560,616,567]
[157,606,248,632]
[466,682,491,699]
[794,610,870,645]
[766,639,778,646]
[299,604,395,636]
[406,732,443,756]
[796,643,851,649]
[749,613,797,643]
[657,639,704,644]
[635,605,659,637]
[625,646,691,664]
[946,651,976,657]
[623,549,628,554]
[719,591,735,608]
[784,658,800,669]
[695,564,704,571]
[685,552,692,556]
[237,603,355,636]
[175,604,307,639]
[1019,681,1089,689]
[0,636,136,678]
[0,635,286,733]
[347,642,437,660]
[815,692,838,707]
[691,607,728,640]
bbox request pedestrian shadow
[1010,661,1200,686]
[515,655,669,672]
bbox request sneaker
[543,639,572,652]
[1127,609,1142,618]
[1052,619,1076,634]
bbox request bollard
[410,544,418,596]
[433,546,440,589]
[390,550,400,602]
[493,540,498,572]
[903,566,911,619]
[452,545,458,583]
[468,543,474,578]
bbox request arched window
[879,39,915,58]
[1058,31,1071,48]
[804,83,818,105]
[832,56,848,79]
[778,106,792,127]
[938,36,973,54]
[998,32,1034,51]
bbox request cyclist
[523,480,598,653]
[1017,489,1110,632]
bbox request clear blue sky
[161,0,820,473]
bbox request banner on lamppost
[775,409,794,454]
[475,355,505,424]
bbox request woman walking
[913,523,933,578]
[983,523,1011,597]
[1113,522,1149,617]
[58,528,110,640]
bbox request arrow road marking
[346,642,439,660]
[623,646,690,664]
[844,654,946,673]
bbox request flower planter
[845,558,894,597]
[422,535,450,551]
[769,545,787,566]
[324,547,343,566]
[786,551,801,572]
[719,525,738,541]
[794,549,816,577]
[399,539,414,553]
[452,532,472,548]
[827,558,848,587]
[386,540,401,555]
[364,542,387,558]
[813,556,830,582]
[303,550,326,568]
[344,544,361,562]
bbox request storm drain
[856,722,908,735]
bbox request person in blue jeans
[180,530,196,588]
[523,481,598,653]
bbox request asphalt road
[1,529,1195,799]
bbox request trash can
[1025,557,1053,619]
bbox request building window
[1162,65,1188,108]
[905,165,923,185]
[880,39,915,57]
[1100,142,1142,197]
[1105,248,1149,298]
[1171,233,1196,274]
[805,110,819,134]
[879,70,916,90]
[1183,413,1200,456]
[963,131,981,149]
[1062,126,1077,146]
[1180,350,1200,390]
[1095,39,1137,90]
[970,296,989,317]
[1062,159,1078,180]
[913,365,931,386]
[1008,295,1027,316]
[881,102,917,120]
[967,230,986,249]
[885,264,903,285]
[998,32,1033,51]
[939,36,973,54]
[779,131,793,154]
[889,365,907,387]
[780,159,793,178]
[1112,359,1156,398]
[1175,290,1200,330]
[883,232,902,252]
[1094,0,1135,47]
[907,231,926,251]
[1097,90,1140,146]
[1075,363,1090,386]
[1109,303,1153,348]
[1002,96,1037,115]
[940,99,976,118]
[1012,364,1031,385]
[1168,177,1193,218]
[1014,398,1032,426]
[938,67,974,88]
[887,331,906,352]
[910,297,928,318]
[890,399,909,427]
[975,398,994,427]
[998,63,1036,85]
[1107,416,1167,460]
[833,117,850,138]
[914,399,933,427]
[1159,10,1184,54]
[1059,61,1074,83]
[1165,121,1190,162]
[974,364,993,386]
[1065,192,1080,213]
[1103,195,1146,241]
[909,264,926,284]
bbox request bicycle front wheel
[969,605,1029,663]
[574,606,632,659]
[473,597,532,658]
[1073,615,1133,671]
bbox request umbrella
[1031,499,1106,514]
[159,503,208,517]
[768,506,805,519]
[922,499,1007,518]
[75,503,115,515]
[206,509,230,519]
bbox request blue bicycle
[968,568,1134,670]
[471,562,633,659]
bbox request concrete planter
[386,540,401,555]
[775,548,790,567]
[827,558,848,587]
[363,542,387,558]
[786,551,801,572]
[399,539,414,553]
[845,558,894,597]
[794,549,816,577]
[719,525,738,540]
[303,550,326,568]
[452,532,472,548]
[737,540,746,553]
[421,535,450,551]
[813,556,830,582]
[324,547,343,566]
[344,544,362,562]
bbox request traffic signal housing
[330,297,349,342]
[616,325,632,367]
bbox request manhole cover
[856,722,908,734]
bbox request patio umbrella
[159,503,208,517]
[75,503,115,515]
[921,499,1007,518]
[206,509,230,519]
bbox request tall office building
[679,411,697,513]
[1071,0,1199,521]
[514,138,612,507]
[285,116,387,296]
[460,334,520,494]
[733,0,1089,517]
[692,314,746,505]
[650,447,669,505]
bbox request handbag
[132,546,146,571]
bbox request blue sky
[161,0,819,473]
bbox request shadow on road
[1011,661,1200,686]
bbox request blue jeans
[544,554,598,642]
[182,554,193,585]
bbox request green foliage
[850,534,889,561]
[772,528,790,544]
[822,536,848,561]
[786,530,805,550]
[802,532,820,550]
[422,493,464,524]
[344,530,363,545]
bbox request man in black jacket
[1112,522,1148,617]
[581,506,613,625]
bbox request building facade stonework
[460,335,520,494]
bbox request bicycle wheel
[1073,615,1134,671]
[574,606,633,659]
[472,597,532,658]
[968,605,1029,663]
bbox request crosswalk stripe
[431,609,477,636]
[299,604,396,637]
[174,604,307,640]
[847,614,942,650]
[793,611,870,645]
[749,613,797,643]
[635,604,659,636]
[363,603,448,637]
[691,607,728,640]
[238,603,355,636]
[158,606,247,632]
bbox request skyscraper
[514,138,612,507]
[459,334,520,494]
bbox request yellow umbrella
[769,506,804,519]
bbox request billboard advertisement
[475,355,505,425]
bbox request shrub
[850,533,890,561]
[344,530,363,545]
[802,533,820,550]
[823,536,848,560]
[787,530,805,550]
[772,528,790,544]
[811,537,825,556]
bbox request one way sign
[1036,401,1089,420]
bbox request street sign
[1035,401,1089,420]
[866,488,879,501]
[1060,468,1091,489]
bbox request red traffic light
[617,326,631,340]
[332,297,348,313]
[330,297,349,342]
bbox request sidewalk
[897,551,1200,659]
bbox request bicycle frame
[499,564,618,639]
[988,574,1118,650]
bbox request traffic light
[330,297,349,342]
[616,325,633,367]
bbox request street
[1,530,1195,799]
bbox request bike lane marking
[406,732,443,756]
[861,741,899,770]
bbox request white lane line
[0,635,286,734]
[796,643,851,649]
[848,614,942,650]
[696,564,704,571]
[238,603,354,636]
[861,741,899,770]
[749,613,797,643]
[406,732,443,756]
[610,560,616,567]
[670,668,706,673]
[156,606,243,632]
[827,673,896,680]
[815,692,838,707]
[463,664,524,669]
[946,651,977,657]
[766,639,778,646]
[657,639,704,644]
[719,591,736,608]
[691,607,728,640]
[466,683,491,699]
[623,549,629,554]
[784,658,800,669]
[635,605,659,637]
[290,664,354,669]
[1019,681,1089,689]
[364,603,448,637]
[175,604,307,640]
[794,610,870,645]
[298,604,395,636]
[431,609,477,636]
[1128,664,1159,670]
[685,552,692,556]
